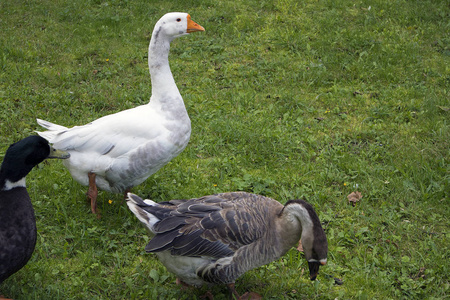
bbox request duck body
[0,136,68,288]
[0,187,36,284]
[126,191,328,293]
[36,13,205,213]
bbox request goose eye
[176,18,181,22]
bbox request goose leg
[87,172,98,215]
[239,292,262,300]
[227,283,240,299]
[176,277,191,289]
[227,284,262,300]
[200,291,214,300]
[228,283,251,299]
[0,294,12,300]
[176,278,214,299]
[297,239,303,252]
[123,188,131,202]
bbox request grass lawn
[0,0,448,299]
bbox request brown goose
[126,192,328,298]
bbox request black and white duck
[36,13,205,215]
[0,136,69,299]
[126,191,328,299]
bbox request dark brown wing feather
[144,192,279,259]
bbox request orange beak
[186,14,205,33]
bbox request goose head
[153,12,205,41]
[282,200,328,280]
[0,136,69,190]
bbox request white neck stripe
[308,258,327,264]
[2,178,26,191]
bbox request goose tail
[126,193,159,233]
[35,118,68,141]
[36,118,68,131]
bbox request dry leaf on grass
[347,191,362,206]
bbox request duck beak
[186,15,205,33]
[308,261,320,281]
[48,147,70,159]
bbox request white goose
[36,13,205,214]
[126,192,328,299]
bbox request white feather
[143,199,157,206]
[2,178,26,191]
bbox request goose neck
[148,35,180,101]
[280,202,314,247]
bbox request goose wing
[36,106,168,158]
[144,192,274,259]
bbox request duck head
[0,135,69,188]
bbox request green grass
[1,0,449,298]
